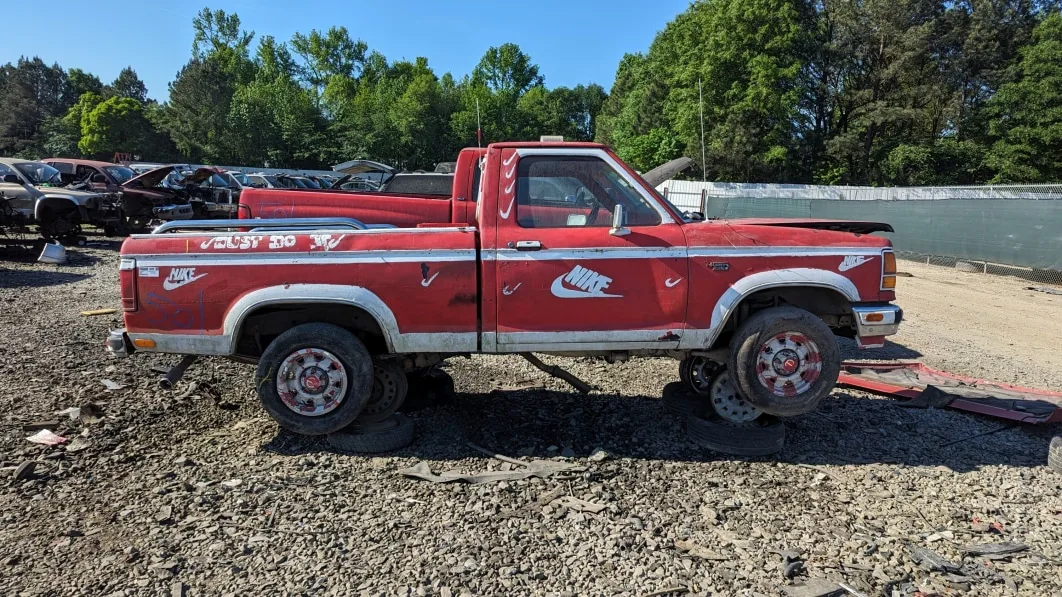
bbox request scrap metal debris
[401,443,587,484]
[100,379,126,391]
[839,361,1062,424]
[26,430,68,446]
[962,542,1028,557]
[1026,285,1062,296]
[907,544,961,573]
[781,579,847,597]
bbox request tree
[0,57,68,157]
[78,96,148,158]
[290,26,367,111]
[985,11,1062,182]
[107,67,148,102]
[64,68,103,104]
[162,58,236,163]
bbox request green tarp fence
[702,197,1062,272]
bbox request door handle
[510,240,542,251]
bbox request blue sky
[5,0,691,101]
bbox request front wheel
[728,306,839,417]
[256,323,374,435]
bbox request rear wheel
[256,323,374,435]
[728,306,839,417]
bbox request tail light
[119,257,138,312]
[881,250,897,290]
[237,203,251,219]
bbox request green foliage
[78,96,149,158]
[984,11,1062,183]
[106,67,148,102]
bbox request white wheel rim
[276,348,348,417]
[710,370,762,423]
[755,332,822,398]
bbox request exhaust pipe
[158,355,198,390]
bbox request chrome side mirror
[610,204,631,237]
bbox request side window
[0,163,15,179]
[515,156,662,229]
[470,158,482,202]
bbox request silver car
[0,157,118,240]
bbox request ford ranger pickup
[106,141,902,436]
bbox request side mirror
[686,211,705,221]
[610,204,631,237]
[2,174,21,184]
[91,173,107,183]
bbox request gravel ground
[1,243,1060,597]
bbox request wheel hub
[684,356,722,395]
[756,333,822,398]
[709,369,762,424]
[276,348,348,417]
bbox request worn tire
[686,412,785,456]
[400,369,455,412]
[357,359,409,424]
[256,323,374,435]
[1050,436,1062,474]
[326,414,414,453]
[728,306,839,417]
[662,382,708,417]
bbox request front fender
[35,195,80,220]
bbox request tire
[399,369,455,413]
[1050,436,1062,474]
[326,414,415,453]
[686,412,785,457]
[728,306,839,417]
[702,367,763,424]
[357,359,409,424]
[256,323,374,435]
[661,382,708,417]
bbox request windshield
[299,178,321,189]
[230,172,252,186]
[14,162,62,186]
[104,166,135,184]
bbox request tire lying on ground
[327,413,415,453]
[728,306,840,417]
[1050,436,1062,474]
[399,368,456,413]
[686,411,786,457]
[255,323,374,436]
[661,382,708,417]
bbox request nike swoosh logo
[162,273,207,291]
[550,275,622,299]
[421,272,440,287]
[504,180,515,195]
[499,197,515,219]
[503,153,517,167]
[665,277,683,288]
[505,164,516,179]
[502,283,522,296]
[838,256,873,272]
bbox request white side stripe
[485,246,881,262]
[132,249,478,267]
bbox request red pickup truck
[107,141,901,439]
[237,148,487,227]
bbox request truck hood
[123,165,176,189]
[722,218,894,234]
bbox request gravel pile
[1,243,1060,596]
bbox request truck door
[490,148,688,352]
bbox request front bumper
[106,329,133,358]
[154,204,195,220]
[851,304,903,349]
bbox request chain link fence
[658,181,1062,286]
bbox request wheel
[686,412,785,456]
[728,306,839,417]
[681,356,722,394]
[326,414,415,453]
[357,359,409,424]
[1050,436,1062,474]
[399,369,455,413]
[255,323,374,435]
[703,367,763,423]
[661,382,708,417]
